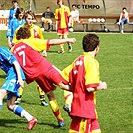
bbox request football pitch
[0,31,132,133]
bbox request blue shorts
[1,79,20,100]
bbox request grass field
[0,31,132,133]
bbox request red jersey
[62,52,100,119]
[12,39,51,83]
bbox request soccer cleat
[27,117,37,130]
[14,98,21,104]
[58,50,65,54]
[68,45,72,52]
[41,99,49,107]
[58,121,65,127]
[63,104,71,117]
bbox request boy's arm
[13,60,24,87]
[49,38,76,46]
[87,81,107,92]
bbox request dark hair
[46,7,50,9]
[24,10,35,19]
[82,34,99,52]
[12,0,18,3]
[15,8,24,19]
[16,27,31,40]
[57,0,64,5]
[122,7,127,10]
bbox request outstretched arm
[49,38,76,46]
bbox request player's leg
[36,85,48,106]
[7,95,37,130]
[0,89,8,109]
[41,17,45,28]
[35,74,65,127]
[58,35,65,53]
[15,86,24,104]
[90,119,101,133]
[47,91,65,127]
[63,35,72,52]
[63,90,73,116]
[69,117,91,133]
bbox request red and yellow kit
[55,5,70,35]
[13,24,44,44]
[11,38,63,93]
[61,52,101,132]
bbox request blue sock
[13,105,24,117]
[0,105,2,110]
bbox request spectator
[69,5,79,28]
[117,7,129,34]
[41,7,54,32]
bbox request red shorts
[69,116,101,133]
[57,28,68,35]
[35,65,65,94]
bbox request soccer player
[8,0,19,28]
[61,34,107,133]
[0,46,37,130]
[41,7,54,32]
[13,10,48,106]
[6,7,25,48]
[55,0,72,53]
[11,26,76,127]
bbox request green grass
[0,31,132,133]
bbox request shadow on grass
[0,119,26,127]
[38,121,66,129]
[47,50,59,53]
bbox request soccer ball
[88,18,93,23]
[69,27,74,32]
[101,18,105,23]
[92,18,97,23]
[97,18,101,23]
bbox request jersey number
[18,51,26,66]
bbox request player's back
[12,42,52,83]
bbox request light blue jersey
[8,6,18,28]
[0,47,25,99]
[6,18,25,41]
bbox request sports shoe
[58,121,65,127]
[63,104,71,117]
[58,50,65,54]
[41,99,49,106]
[121,30,124,34]
[15,98,21,104]
[27,117,37,130]
[68,45,72,52]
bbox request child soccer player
[7,7,25,48]
[12,10,48,106]
[55,0,72,53]
[0,46,37,130]
[61,34,107,133]
[11,26,76,127]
